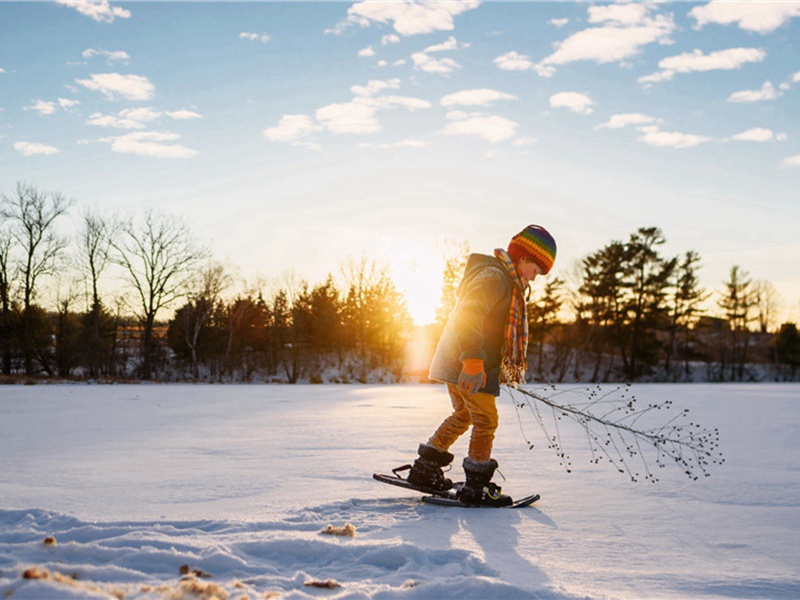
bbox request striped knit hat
[507,224,557,274]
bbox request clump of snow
[1,383,799,599]
[321,523,357,537]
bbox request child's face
[517,258,544,283]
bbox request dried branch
[509,384,724,482]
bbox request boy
[408,225,557,506]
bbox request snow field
[1,383,799,599]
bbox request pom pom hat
[507,225,557,274]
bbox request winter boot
[407,443,454,492]
[458,457,513,507]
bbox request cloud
[358,46,376,58]
[328,0,480,37]
[239,32,271,43]
[265,80,431,145]
[782,155,800,168]
[14,141,60,156]
[358,139,429,149]
[411,52,460,74]
[689,0,800,34]
[729,127,779,142]
[596,113,659,129]
[423,36,467,53]
[494,51,535,72]
[549,92,594,114]
[381,34,401,46]
[549,18,569,28]
[24,99,81,115]
[535,5,675,77]
[25,100,57,116]
[441,113,519,144]
[0,67,6,74]
[76,73,155,101]
[440,88,517,107]
[263,114,321,143]
[82,48,130,62]
[87,107,160,129]
[727,81,778,103]
[512,136,537,146]
[637,125,712,149]
[351,79,401,97]
[639,47,766,85]
[88,107,202,129]
[316,95,431,134]
[165,109,202,120]
[56,0,130,23]
[100,131,199,158]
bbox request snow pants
[428,383,498,462]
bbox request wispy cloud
[535,4,675,77]
[440,89,517,108]
[165,109,202,120]
[548,18,569,29]
[637,125,712,149]
[549,92,594,114]
[264,79,431,145]
[782,155,800,168]
[689,0,800,34]
[494,51,535,72]
[100,131,199,158]
[263,114,321,144]
[56,0,130,23]
[729,127,783,142]
[358,139,429,149]
[441,113,519,144]
[76,73,155,101]
[24,98,81,115]
[358,46,376,58]
[410,35,467,75]
[727,81,778,103]
[411,52,459,75]
[239,32,270,43]
[639,47,766,85]
[82,48,130,63]
[89,107,202,129]
[596,113,659,130]
[327,0,480,37]
[14,141,60,156]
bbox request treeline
[520,227,800,382]
[1,182,799,383]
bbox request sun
[387,242,445,326]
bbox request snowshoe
[457,457,513,507]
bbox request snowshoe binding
[457,457,513,507]
[407,443,454,492]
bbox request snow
[1,383,799,599]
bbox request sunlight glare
[387,241,445,326]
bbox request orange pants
[428,383,499,462]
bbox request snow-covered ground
[1,383,798,600]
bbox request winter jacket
[428,253,515,396]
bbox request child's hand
[458,359,486,394]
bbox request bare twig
[509,384,724,482]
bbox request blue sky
[1,0,799,324]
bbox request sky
[1,0,799,325]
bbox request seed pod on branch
[509,384,724,483]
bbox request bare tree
[111,210,207,379]
[0,183,71,374]
[0,231,13,375]
[183,261,230,378]
[752,280,780,334]
[77,210,119,377]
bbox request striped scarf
[494,248,529,387]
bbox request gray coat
[428,253,516,396]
